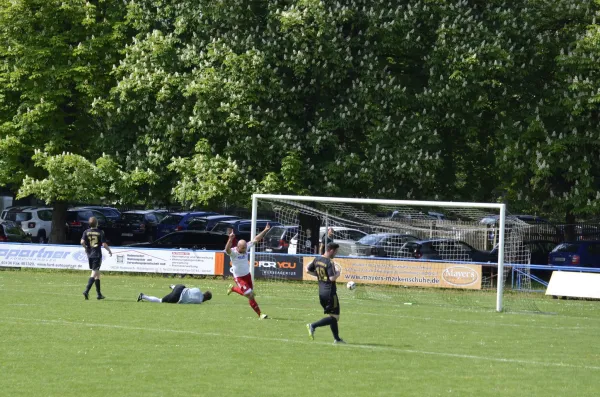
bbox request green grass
[1,270,600,397]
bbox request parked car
[391,211,447,221]
[2,207,53,243]
[187,215,240,232]
[481,214,560,243]
[156,211,219,239]
[66,208,120,243]
[350,233,419,257]
[399,239,497,263]
[0,220,32,243]
[79,206,122,222]
[118,210,166,243]
[211,219,282,246]
[490,240,556,266]
[548,241,600,268]
[67,207,121,244]
[128,230,229,250]
[289,226,368,255]
[1,206,39,219]
[262,226,299,253]
[525,240,557,281]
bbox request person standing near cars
[320,227,334,254]
[303,228,319,254]
[81,217,112,300]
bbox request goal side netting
[249,194,543,313]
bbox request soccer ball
[346,281,356,290]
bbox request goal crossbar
[250,194,507,312]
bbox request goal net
[249,195,543,313]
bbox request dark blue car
[548,241,600,268]
[156,211,218,239]
[187,215,241,231]
[211,219,281,242]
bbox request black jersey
[82,228,105,259]
[307,256,337,296]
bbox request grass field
[1,269,600,396]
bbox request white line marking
[2,316,599,371]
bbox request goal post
[250,194,508,312]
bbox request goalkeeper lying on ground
[137,284,212,304]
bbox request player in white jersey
[225,223,271,319]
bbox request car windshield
[5,212,32,222]
[552,243,580,253]
[358,235,385,245]
[188,219,208,230]
[123,213,145,222]
[333,230,366,241]
[265,226,286,240]
[160,214,183,225]
[212,223,232,233]
[400,242,419,251]
[93,208,119,217]
[77,211,94,221]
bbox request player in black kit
[306,242,345,344]
[81,217,112,300]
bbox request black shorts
[319,293,340,315]
[88,257,102,271]
[161,284,186,304]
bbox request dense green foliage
[2,0,600,221]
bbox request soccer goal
[249,194,539,313]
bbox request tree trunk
[564,211,576,242]
[49,201,68,244]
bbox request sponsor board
[0,243,216,275]
[302,257,482,290]
[222,253,303,280]
[546,271,600,299]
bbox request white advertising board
[0,243,216,275]
[545,271,600,299]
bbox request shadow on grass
[351,342,408,349]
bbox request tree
[494,1,600,226]
[107,0,449,208]
[18,152,158,242]
[0,0,128,242]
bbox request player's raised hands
[264,223,271,231]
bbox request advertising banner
[302,257,482,290]
[223,253,304,280]
[0,243,216,275]
[546,271,600,299]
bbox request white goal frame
[250,194,507,312]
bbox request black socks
[84,277,95,293]
[311,317,341,341]
[330,318,340,341]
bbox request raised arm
[225,230,235,255]
[253,223,271,243]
